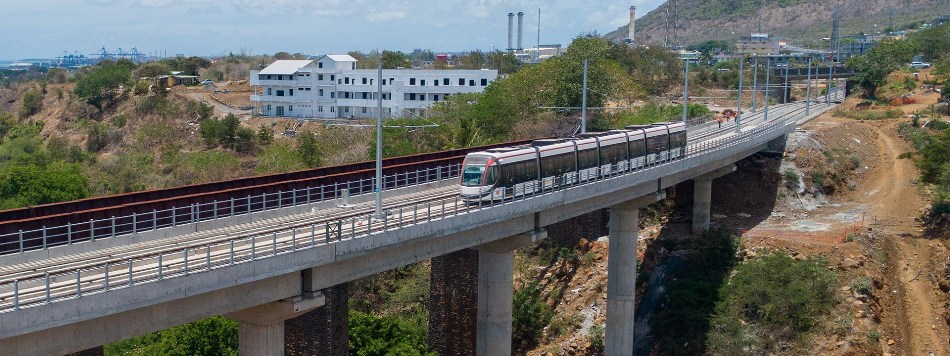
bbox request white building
[250,55,498,119]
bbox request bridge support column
[474,230,547,356]
[229,292,326,356]
[691,165,737,235]
[605,192,662,355]
[429,249,480,355]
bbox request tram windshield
[461,155,490,187]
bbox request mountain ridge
[607,0,950,49]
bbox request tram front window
[462,165,485,186]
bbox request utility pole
[751,56,759,113]
[764,56,770,122]
[374,62,383,218]
[806,56,813,115]
[682,59,689,124]
[581,58,588,134]
[783,58,790,104]
[826,57,833,105]
[736,57,744,132]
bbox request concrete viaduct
[0,94,841,355]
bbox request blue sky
[1,0,665,59]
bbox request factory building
[250,55,498,119]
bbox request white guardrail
[0,100,826,313]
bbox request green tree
[912,23,950,61]
[512,283,553,353]
[74,61,133,111]
[348,310,435,356]
[381,50,411,69]
[456,50,487,70]
[847,38,919,99]
[486,50,522,74]
[0,161,89,209]
[133,62,172,78]
[160,56,212,76]
[0,112,16,143]
[296,130,322,168]
[255,141,306,174]
[257,125,275,146]
[18,90,43,118]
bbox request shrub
[783,169,801,191]
[348,310,435,356]
[513,283,553,352]
[851,277,873,295]
[706,253,836,353]
[86,122,113,152]
[589,325,605,350]
[811,171,826,187]
[19,90,43,118]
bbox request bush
[851,277,873,295]
[19,90,43,118]
[783,169,800,191]
[0,161,90,209]
[706,253,837,354]
[348,310,435,356]
[811,171,826,187]
[105,316,238,356]
[513,283,554,352]
[86,122,113,152]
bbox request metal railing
[0,164,461,255]
[0,109,807,313]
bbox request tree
[0,161,89,209]
[161,56,211,76]
[74,61,133,111]
[296,130,321,168]
[913,23,950,61]
[19,90,43,118]
[134,62,172,78]
[847,38,918,99]
[348,310,435,356]
[381,50,411,69]
[485,50,522,74]
[456,50,486,70]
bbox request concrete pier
[691,165,736,235]
[474,230,546,356]
[229,292,326,356]
[605,193,663,355]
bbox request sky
[0,0,666,60]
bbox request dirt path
[860,120,948,355]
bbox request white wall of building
[250,55,498,119]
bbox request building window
[382,79,386,85]
[319,62,323,68]
[458,78,465,85]
[266,75,272,80]
[481,78,488,86]
[331,75,335,81]
[421,79,426,86]
[266,105,271,112]
[306,87,311,91]
[410,78,416,85]
[330,107,335,113]
[409,93,416,100]
[345,92,350,99]
[362,107,367,113]
[469,80,475,86]
[433,95,439,101]
[345,77,350,84]
[276,90,285,96]
[267,88,272,95]
[289,89,294,96]
[318,74,324,80]
[362,92,368,99]
[319,89,324,96]
[299,88,304,91]
[318,106,323,112]
[331,92,335,98]
[362,78,367,85]
[420,94,425,101]
[289,105,293,112]
[443,78,449,85]
[277,75,282,80]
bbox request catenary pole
[581,58,588,133]
[682,59,689,124]
[375,62,383,218]
[751,56,758,113]
[736,57,744,132]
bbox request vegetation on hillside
[848,23,949,100]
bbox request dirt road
[861,120,948,355]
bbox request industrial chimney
[507,13,514,51]
[517,12,525,50]
[626,6,636,44]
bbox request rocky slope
[607,0,950,48]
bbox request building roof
[259,60,315,75]
[324,54,357,62]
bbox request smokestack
[507,13,514,51]
[627,6,636,44]
[517,12,525,50]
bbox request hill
[607,0,950,48]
